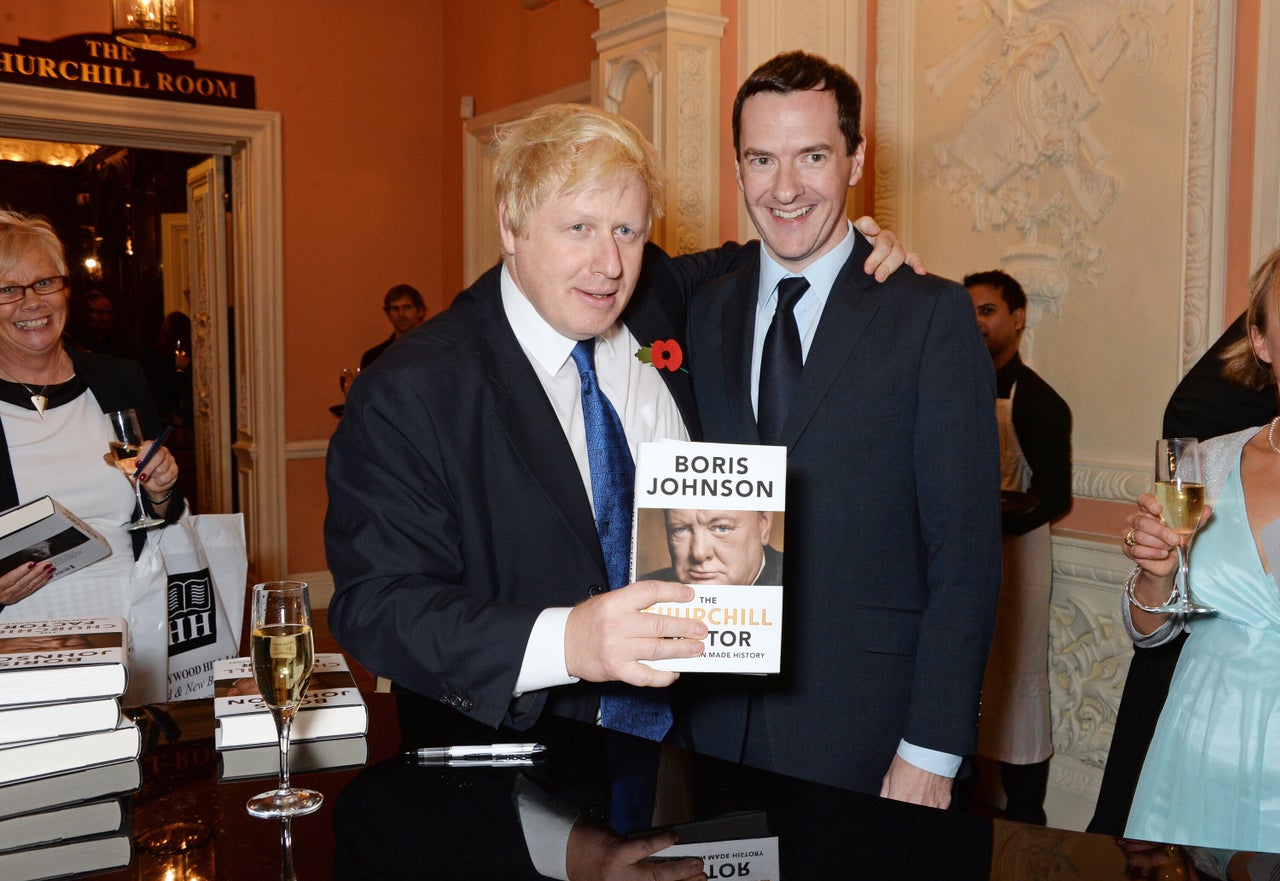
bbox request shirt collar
[500,263,622,374]
[756,220,857,310]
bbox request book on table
[630,440,787,674]
[0,759,140,821]
[0,616,128,707]
[0,833,131,881]
[218,735,369,781]
[0,715,141,787]
[0,797,126,855]
[0,696,120,746]
[214,653,369,749]
[0,496,110,583]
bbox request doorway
[0,81,288,578]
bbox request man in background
[360,283,427,368]
[682,51,1002,807]
[965,269,1072,825]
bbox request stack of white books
[213,653,369,781]
[0,617,140,879]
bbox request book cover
[217,735,369,781]
[0,833,131,881]
[0,696,120,746]
[213,653,369,748]
[0,759,140,821]
[631,441,787,674]
[0,496,110,583]
[0,797,124,855]
[0,715,141,787]
[0,617,129,707]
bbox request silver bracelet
[144,487,175,505]
[1124,564,1177,614]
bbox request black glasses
[0,275,69,306]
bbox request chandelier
[111,0,196,53]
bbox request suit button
[460,698,473,711]
[588,584,606,596]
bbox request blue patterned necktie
[757,275,810,444]
[570,339,673,742]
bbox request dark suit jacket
[325,246,743,731]
[644,542,784,587]
[679,237,1003,793]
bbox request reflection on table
[31,692,1232,880]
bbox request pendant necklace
[0,348,66,420]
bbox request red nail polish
[138,473,148,482]
[26,562,35,570]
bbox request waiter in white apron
[965,271,1072,825]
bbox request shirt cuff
[896,740,962,778]
[514,607,579,695]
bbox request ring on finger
[1124,528,1137,547]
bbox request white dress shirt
[750,225,962,780]
[500,265,688,694]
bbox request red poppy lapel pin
[635,339,687,373]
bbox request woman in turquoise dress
[1121,246,1280,851]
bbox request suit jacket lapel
[779,238,881,446]
[722,262,763,442]
[623,286,701,440]
[472,281,606,574]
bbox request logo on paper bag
[168,569,217,656]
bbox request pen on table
[133,424,174,477]
[408,743,546,762]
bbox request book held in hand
[0,496,110,583]
[0,715,141,787]
[214,653,369,748]
[0,617,128,707]
[631,441,787,674]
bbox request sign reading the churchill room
[0,34,254,109]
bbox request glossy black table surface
[81,692,1167,880]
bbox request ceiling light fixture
[112,0,196,53]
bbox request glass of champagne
[246,581,324,819]
[1149,437,1214,614]
[106,409,165,531]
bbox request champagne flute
[246,581,324,819]
[106,409,165,531]
[1148,438,1214,615]
[338,367,359,397]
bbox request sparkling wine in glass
[106,409,165,531]
[1149,438,1214,615]
[245,581,324,819]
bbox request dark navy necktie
[570,339,672,742]
[757,276,810,444]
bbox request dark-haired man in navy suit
[681,52,1002,808]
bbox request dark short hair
[732,51,863,157]
[383,284,424,311]
[964,270,1027,313]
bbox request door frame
[0,81,288,579]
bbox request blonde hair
[491,103,665,240]
[0,209,68,278]
[1222,245,1280,390]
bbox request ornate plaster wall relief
[920,0,1177,332]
